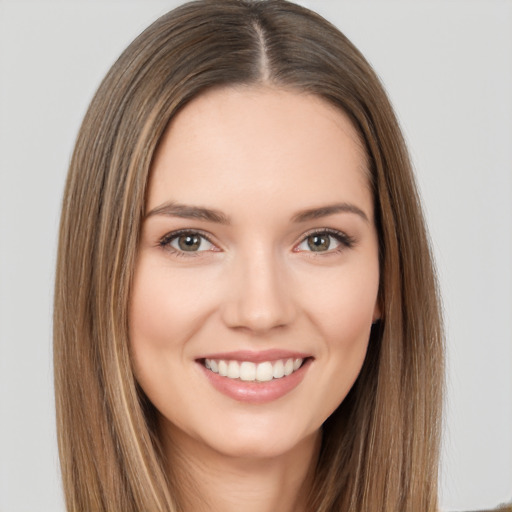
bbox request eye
[295,229,354,253]
[160,230,217,254]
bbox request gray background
[0,1,511,511]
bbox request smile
[197,350,313,403]
[203,358,304,382]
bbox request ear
[372,297,381,323]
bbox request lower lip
[199,359,312,404]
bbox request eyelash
[158,229,216,258]
[158,228,356,257]
[296,228,356,256]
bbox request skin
[129,86,380,512]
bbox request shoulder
[449,505,512,512]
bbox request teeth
[256,361,273,382]
[227,360,240,379]
[240,362,256,381]
[203,357,304,382]
[272,360,284,378]
[218,360,228,377]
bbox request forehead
[148,86,372,220]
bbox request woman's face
[130,86,380,459]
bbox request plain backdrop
[0,1,511,511]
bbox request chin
[199,422,318,461]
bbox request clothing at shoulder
[453,504,512,512]
[481,504,511,512]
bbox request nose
[220,247,297,335]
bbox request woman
[53,1,444,510]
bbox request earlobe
[372,300,382,324]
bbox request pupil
[178,234,200,251]
[308,234,330,251]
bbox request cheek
[129,262,213,353]
[128,258,226,414]
[305,261,379,341]
[128,260,213,425]
[128,261,194,395]
[298,261,379,418]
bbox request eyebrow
[145,200,369,224]
[145,201,231,224]
[291,202,369,223]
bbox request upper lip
[197,349,312,363]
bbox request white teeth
[218,360,228,377]
[203,357,304,382]
[272,360,284,379]
[227,360,240,379]
[239,362,256,381]
[256,361,273,382]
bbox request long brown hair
[54,1,444,510]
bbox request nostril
[219,263,296,333]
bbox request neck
[160,422,321,512]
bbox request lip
[197,353,313,404]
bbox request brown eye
[307,234,331,252]
[162,232,215,253]
[295,229,354,254]
[177,234,201,251]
